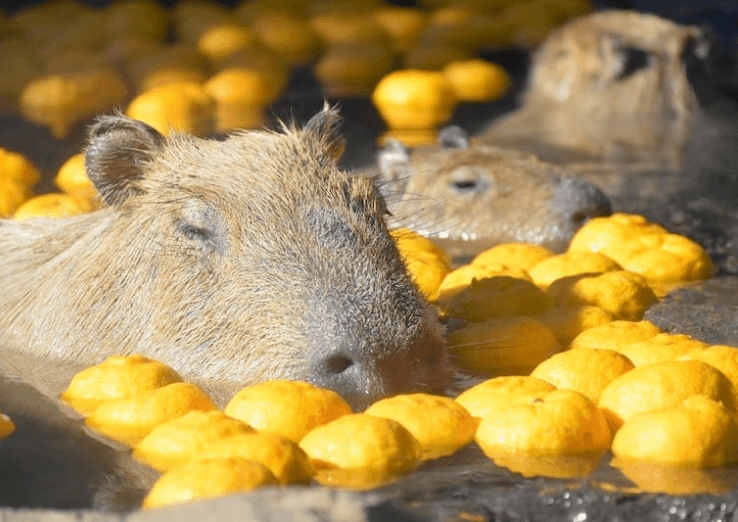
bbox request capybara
[481,10,738,211]
[482,10,711,166]
[376,126,612,258]
[0,106,449,411]
[0,107,454,510]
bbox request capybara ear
[376,138,411,198]
[85,115,164,206]
[438,126,469,149]
[304,103,346,162]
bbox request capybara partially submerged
[0,107,449,412]
[376,126,612,258]
[482,10,711,166]
[481,10,738,214]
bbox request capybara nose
[553,175,612,227]
[322,353,355,375]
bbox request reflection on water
[488,451,607,480]
[369,444,738,501]
[609,458,738,496]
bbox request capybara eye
[615,46,651,81]
[450,179,479,193]
[178,223,212,242]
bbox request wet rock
[645,276,738,346]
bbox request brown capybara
[0,107,453,510]
[0,106,449,412]
[481,10,738,213]
[482,10,711,167]
[375,126,612,258]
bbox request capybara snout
[0,106,449,410]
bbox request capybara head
[376,126,612,257]
[484,10,713,165]
[0,107,449,410]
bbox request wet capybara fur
[0,106,453,510]
[482,10,712,166]
[376,126,612,258]
[481,10,738,212]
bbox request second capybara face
[376,127,611,257]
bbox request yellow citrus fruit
[13,193,94,220]
[438,276,554,321]
[364,393,476,460]
[447,316,559,375]
[85,382,217,447]
[54,153,96,199]
[390,228,450,300]
[250,11,323,66]
[438,262,531,299]
[617,233,713,294]
[195,432,315,484]
[204,67,285,132]
[103,3,164,40]
[616,333,709,366]
[372,6,427,52]
[568,213,713,294]
[206,66,286,106]
[372,69,457,130]
[534,305,614,347]
[0,178,32,217]
[105,36,164,68]
[61,354,183,415]
[442,59,511,102]
[530,348,635,403]
[223,380,351,443]
[0,39,40,112]
[568,213,668,253]
[19,68,128,139]
[0,148,41,188]
[309,10,391,47]
[377,128,440,147]
[171,0,229,42]
[314,42,395,98]
[0,409,15,440]
[528,251,622,290]
[125,81,216,137]
[475,389,611,459]
[545,270,658,321]
[126,44,207,91]
[134,410,255,472]
[471,242,554,272]
[104,0,169,41]
[299,413,421,487]
[142,456,278,509]
[455,376,557,419]
[612,395,738,467]
[196,22,258,64]
[423,5,484,50]
[402,36,474,70]
[680,345,738,393]
[597,360,736,432]
[569,319,662,351]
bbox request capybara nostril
[323,353,355,375]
